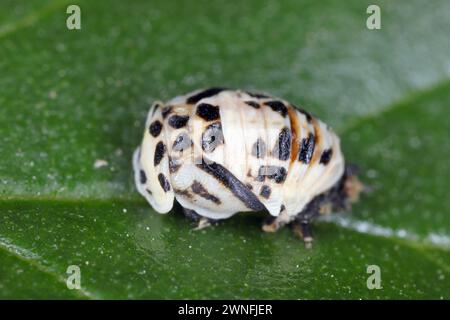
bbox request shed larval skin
[133,88,362,245]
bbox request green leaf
[0,0,449,299]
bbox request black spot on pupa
[139,170,147,184]
[174,188,192,199]
[146,188,152,195]
[196,103,220,121]
[191,180,221,204]
[152,103,160,116]
[172,132,192,152]
[260,185,271,199]
[161,106,172,119]
[246,91,270,99]
[298,108,313,123]
[186,87,226,104]
[244,101,260,109]
[149,120,163,137]
[158,173,171,192]
[280,204,286,212]
[264,101,288,117]
[245,183,253,190]
[319,148,333,165]
[251,138,266,158]
[197,159,265,211]
[154,141,166,166]
[298,133,315,164]
[168,156,181,173]
[168,115,189,129]
[256,166,287,184]
[272,127,291,161]
[202,122,224,153]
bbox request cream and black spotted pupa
[133,88,363,245]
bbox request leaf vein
[0,236,99,299]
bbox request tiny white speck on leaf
[115,148,123,156]
[94,159,109,169]
[48,90,57,99]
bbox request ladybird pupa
[133,88,363,245]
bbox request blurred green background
[0,0,449,299]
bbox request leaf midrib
[338,79,450,135]
[0,0,71,39]
[0,236,98,299]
